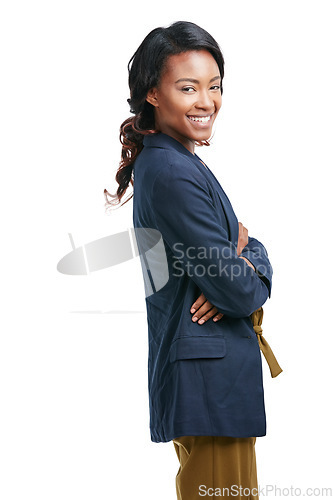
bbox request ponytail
[104,113,157,211]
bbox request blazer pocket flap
[169,336,226,363]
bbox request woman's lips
[186,113,214,127]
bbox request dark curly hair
[104,21,225,211]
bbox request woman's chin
[193,130,212,143]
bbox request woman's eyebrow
[175,75,221,84]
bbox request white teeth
[188,115,211,123]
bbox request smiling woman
[104,21,225,210]
[145,50,222,153]
[103,21,275,500]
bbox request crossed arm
[190,222,256,325]
[152,158,272,318]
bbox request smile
[186,114,213,124]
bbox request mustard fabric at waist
[250,307,283,378]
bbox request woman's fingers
[212,312,224,322]
[237,221,249,256]
[193,305,223,324]
[190,292,206,313]
[239,255,255,270]
[190,294,224,324]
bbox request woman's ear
[146,88,159,107]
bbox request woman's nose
[195,91,215,111]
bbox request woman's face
[146,50,222,154]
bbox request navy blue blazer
[132,132,273,443]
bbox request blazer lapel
[143,133,239,247]
[193,153,239,247]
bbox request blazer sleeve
[239,236,273,298]
[151,151,272,318]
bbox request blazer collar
[143,132,214,177]
[143,132,196,159]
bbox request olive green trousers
[173,435,259,500]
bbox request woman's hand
[237,221,255,270]
[190,292,224,324]
[237,222,248,256]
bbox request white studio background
[1,1,332,499]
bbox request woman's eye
[181,84,221,93]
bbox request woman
[104,21,276,500]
